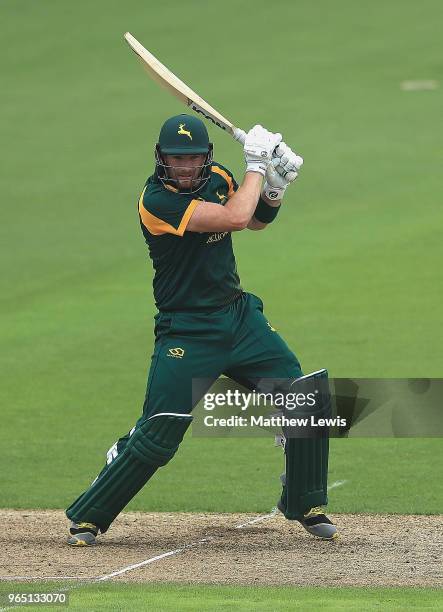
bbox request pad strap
[129,412,192,466]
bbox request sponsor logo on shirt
[206,232,228,244]
[167,347,185,358]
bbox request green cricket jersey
[138,162,243,311]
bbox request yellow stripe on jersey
[211,166,235,198]
[138,187,200,236]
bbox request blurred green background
[1,0,442,513]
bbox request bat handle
[232,127,246,145]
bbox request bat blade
[124,32,239,137]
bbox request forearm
[224,172,263,229]
[248,193,282,230]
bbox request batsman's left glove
[263,143,303,200]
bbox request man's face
[163,154,206,190]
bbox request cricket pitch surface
[1,510,442,587]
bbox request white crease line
[328,479,348,490]
[97,537,212,582]
[0,541,211,611]
[98,508,281,581]
[235,507,278,529]
[2,480,348,595]
[0,509,282,602]
[235,480,347,529]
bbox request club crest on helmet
[178,124,192,140]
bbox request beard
[171,168,202,190]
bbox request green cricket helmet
[155,114,213,193]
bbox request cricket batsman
[66,114,337,545]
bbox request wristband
[262,180,287,201]
[254,197,281,224]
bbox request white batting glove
[233,128,302,182]
[262,143,304,201]
[243,125,282,176]
[263,164,291,201]
[273,143,303,181]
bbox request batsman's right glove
[242,125,282,176]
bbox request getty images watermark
[202,388,346,429]
[192,378,443,438]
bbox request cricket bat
[123,32,245,143]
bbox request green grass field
[1,0,442,609]
[1,583,442,611]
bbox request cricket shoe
[277,474,338,540]
[297,507,338,540]
[67,521,98,546]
